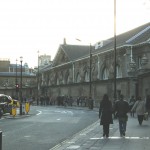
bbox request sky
[0,0,149,68]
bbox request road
[0,105,98,150]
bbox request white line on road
[90,136,150,140]
[36,110,42,115]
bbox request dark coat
[99,100,113,125]
[113,100,129,118]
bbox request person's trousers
[103,124,109,136]
[137,115,144,125]
[119,119,127,135]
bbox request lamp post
[89,43,92,98]
[15,59,18,98]
[114,0,117,101]
[20,56,23,115]
[76,39,93,109]
[37,50,40,105]
[89,43,93,110]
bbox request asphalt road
[0,105,98,150]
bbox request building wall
[39,43,150,107]
[139,74,150,99]
[0,60,10,72]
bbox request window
[56,78,59,85]
[138,57,142,69]
[102,67,109,80]
[116,65,122,78]
[76,73,81,83]
[85,71,89,82]
[66,74,70,84]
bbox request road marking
[90,136,149,140]
[24,135,31,138]
[79,133,86,136]
[36,110,42,115]
[68,141,75,144]
[66,145,80,149]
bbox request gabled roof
[52,44,94,67]
[60,44,92,61]
[46,22,150,71]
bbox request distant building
[0,59,36,98]
[39,54,52,68]
[0,59,10,72]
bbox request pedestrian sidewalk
[50,115,150,150]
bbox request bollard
[0,131,2,150]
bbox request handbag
[144,112,148,121]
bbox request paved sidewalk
[49,115,150,150]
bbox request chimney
[63,38,66,45]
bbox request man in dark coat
[113,94,129,137]
[99,94,113,138]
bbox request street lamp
[89,43,92,99]
[89,43,93,110]
[15,59,18,98]
[76,39,93,109]
[37,50,40,105]
[114,0,117,101]
[20,56,23,115]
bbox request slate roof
[60,44,93,61]
[59,22,150,60]
[0,72,35,77]
[93,22,150,55]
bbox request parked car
[0,94,20,116]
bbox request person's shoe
[122,132,125,137]
[106,134,109,138]
[120,133,123,137]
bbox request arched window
[116,65,122,78]
[56,78,59,85]
[76,72,81,83]
[85,71,89,82]
[102,67,109,80]
[66,74,70,84]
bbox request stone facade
[39,23,150,106]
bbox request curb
[3,113,33,119]
[49,120,100,150]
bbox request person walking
[131,96,146,125]
[129,95,136,117]
[113,94,129,137]
[99,94,113,138]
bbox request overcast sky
[0,0,149,68]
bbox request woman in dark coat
[99,94,113,138]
